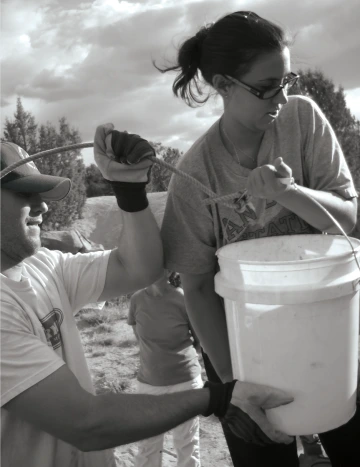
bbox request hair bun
[195,24,211,45]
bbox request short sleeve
[161,190,217,275]
[300,98,357,199]
[127,295,137,325]
[55,250,111,313]
[1,304,65,406]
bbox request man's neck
[1,252,24,282]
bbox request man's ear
[212,74,231,98]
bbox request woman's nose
[273,87,288,105]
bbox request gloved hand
[203,379,294,446]
[93,123,155,183]
[246,157,294,200]
[93,123,156,212]
[226,381,294,445]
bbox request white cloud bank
[1,0,359,165]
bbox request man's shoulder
[24,248,63,271]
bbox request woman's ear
[212,74,231,98]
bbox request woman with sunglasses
[158,10,359,467]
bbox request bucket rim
[216,234,360,266]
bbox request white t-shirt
[161,95,358,274]
[1,248,117,467]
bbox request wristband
[110,181,149,212]
[203,380,237,418]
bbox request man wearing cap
[1,124,295,467]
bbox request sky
[1,0,360,165]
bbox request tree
[3,98,38,154]
[147,143,182,192]
[2,98,86,230]
[85,164,113,197]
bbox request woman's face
[225,47,291,132]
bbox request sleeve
[161,189,217,275]
[127,295,137,325]
[56,250,111,314]
[301,98,358,199]
[1,303,65,406]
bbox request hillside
[72,193,167,248]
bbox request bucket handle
[279,178,360,285]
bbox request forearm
[81,389,210,451]
[184,283,233,383]
[116,207,163,288]
[275,186,357,234]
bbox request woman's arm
[247,157,357,234]
[276,185,357,234]
[181,271,233,383]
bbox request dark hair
[154,11,292,107]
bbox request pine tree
[2,98,86,230]
[3,97,38,154]
[147,142,182,192]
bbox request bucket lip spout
[216,234,360,266]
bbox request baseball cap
[0,142,71,201]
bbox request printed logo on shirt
[221,203,315,244]
[40,308,64,350]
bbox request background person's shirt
[128,287,201,386]
[161,95,357,275]
[1,248,116,467]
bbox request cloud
[345,87,360,121]
[1,0,359,167]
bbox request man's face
[1,188,48,264]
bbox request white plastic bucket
[215,234,360,435]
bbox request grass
[75,296,139,395]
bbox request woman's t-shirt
[161,95,357,275]
[128,287,201,386]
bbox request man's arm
[92,124,163,300]
[98,208,163,300]
[3,365,209,452]
[181,271,233,383]
[3,362,294,451]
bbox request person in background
[157,10,359,467]
[128,269,203,467]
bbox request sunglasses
[224,72,299,100]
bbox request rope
[0,141,248,211]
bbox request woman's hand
[246,157,293,200]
